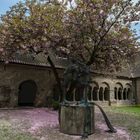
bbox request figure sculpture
[62,58,91,104]
[62,58,117,138]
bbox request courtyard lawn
[98,106,140,140]
[0,107,140,140]
[105,106,140,116]
[0,119,36,140]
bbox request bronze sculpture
[62,58,117,138]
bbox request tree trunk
[47,56,63,102]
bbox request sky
[0,0,139,14]
[0,0,21,15]
[0,0,140,36]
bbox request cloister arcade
[53,79,133,105]
[114,82,132,101]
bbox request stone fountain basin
[60,104,95,136]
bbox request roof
[0,52,68,69]
[130,52,140,78]
[0,52,135,78]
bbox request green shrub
[52,101,60,110]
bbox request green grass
[107,106,140,116]
[102,106,140,140]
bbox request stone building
[0,54,65,107]
[0,53,139,107]
[64,71,134,106]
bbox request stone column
[130,89,133,100]
[102,89,105,101]
[109,88,115,101]
[97,88,99,101]
[116,89,118,100]
[123,89,126,100]
[109,87,117,105]
[121,89,123,100]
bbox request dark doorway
[18,80,37,106]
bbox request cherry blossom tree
[0,0,140,93]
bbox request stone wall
[0,63,63,107]
[0,62,135,107]
[135,78,140,104]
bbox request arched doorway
[18,80,37,106]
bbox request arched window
[90,81,99,101]
[114,83,123,100]
[127,88,131,100]
[75,86,84,101]
[123,83,132,100]
[118,88,122,100]
[123,88,127,100]
[88,86,92,101]
[100,82,110,101]
[104,87,109,101]
[93,87,98,101]
[114,87,117,100]
[66,92,74,101]
[99,87,103,101]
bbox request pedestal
[60,104,95,135]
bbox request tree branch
[87,0,131,66]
